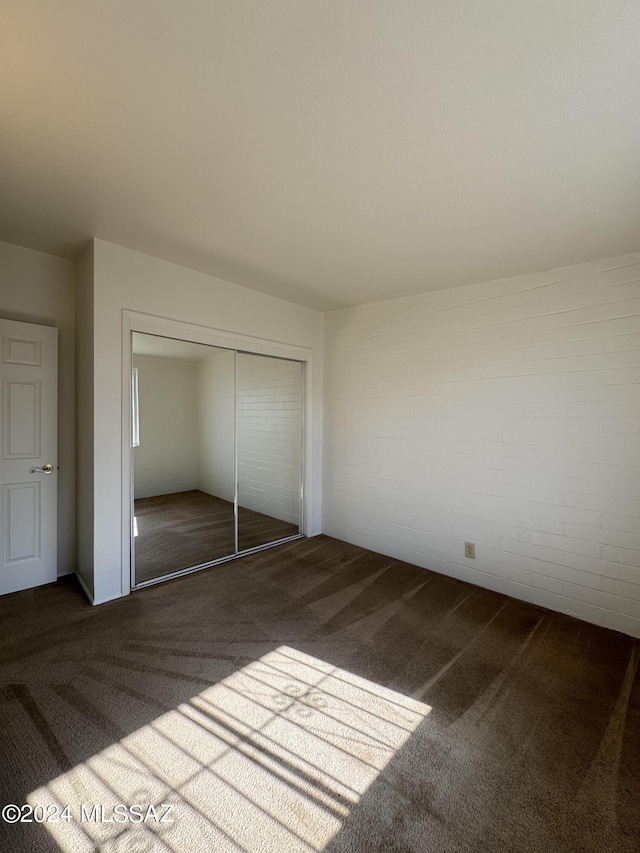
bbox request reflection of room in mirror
[131,333,303,586]
[237,353,303,552]
[30,646,431,853]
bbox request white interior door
[0,319,58,595]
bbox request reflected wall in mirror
[237,353,303,551]
[131,334,304,586]
[132,334,235,584]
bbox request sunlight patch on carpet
[29,646,431,852]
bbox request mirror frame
[121,311,313,594]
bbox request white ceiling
[2,2,639,310]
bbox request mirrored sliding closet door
[130,332,303,587]
[236,352,303,552]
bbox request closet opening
[129,331,304,587]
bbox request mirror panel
[132,333,236,584]
[236,352,303,552]
[131,333,304,586]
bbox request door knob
[31,463,55,474]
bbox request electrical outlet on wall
[464,542,475,559]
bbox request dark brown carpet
[0,535,638,852]
[134,490,300,582]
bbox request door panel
[3,335,42,366]
[3,379,41,457]
[3,483,40,562]
[0,319,58,596]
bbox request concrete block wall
[197,348,235,502]
[322,253,640,637]
[237,353,303,525]
[197,349,303,526]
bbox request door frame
[121,310,313,595]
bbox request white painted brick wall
[322,253,640,638]
[133,355,198,499]
[197,348,235,502]
[197,350,303,526]
[237,353,303,526]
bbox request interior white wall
[85,238,322,604]
[197,349,235,502]
[323,253,640,638]
[237,353,303,525]
[133,355,198,499]
[75,243,94,597]
[0,240,76,579]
